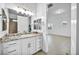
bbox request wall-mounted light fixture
[13,6,34,16]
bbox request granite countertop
[1,32,42,43]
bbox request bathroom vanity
[1,33,43,55]
[0,38,2,55]
[0,7,44,55]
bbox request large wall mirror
[2,9,7,31]
[0,8,7,32]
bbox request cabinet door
[3,47,18,55]
[0,16,2,32]
[15,40,21,55]
[36,36,42,52]
[27,37,35,55]
[21,38,28,55]
[0,44,1,55]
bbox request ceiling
[4,3,37,13]
[48,3,71,15]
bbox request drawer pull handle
[4,47,9,49]
[8,43,16,45]
[28,43,31,48]
[8,50,16,53]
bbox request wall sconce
[13,7,34,16]
[48,24,53,30]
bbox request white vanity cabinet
[0,45,1,55]
[21,35,43,55]
[2,40,21,55]
[28,35,43,54]
[0,38,2,55]
[35,35,43,52]
[0,16,2,32]
[2,34,43,55]
[27,37,36,55]
[22,37,36,55]
[21,38,29,55]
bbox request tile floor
[34,50,46,55]
[34,35,71,55]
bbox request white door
[17,16,29,33]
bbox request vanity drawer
[2,40,21,55]
[3,48,18,55]
[3,44,21,55]
[8,50,17,55]
[3,41,17,48]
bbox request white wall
[4,3,37,14]
[0,4,7,37]
[36,3,48,53]
[71,3,77,55]
[47,3,71,37]
[76,3,79,55]
[0,4,4,33]
[0,16,2,32]
[47,3,71,55]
